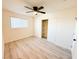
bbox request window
[11,17,28,28]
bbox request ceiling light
[33,12,37,15]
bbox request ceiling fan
[24,6,46,14]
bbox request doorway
[42,20,48,39]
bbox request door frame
[41,19,48,39]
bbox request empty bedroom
[3,0,77,59]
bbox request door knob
[73,39,76,41]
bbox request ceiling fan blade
[26,11,34,13]
[38,6,44,10]
[24,6,33,10]
[37,11,46,14]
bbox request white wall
[3,9,34,43]
[34,7,76,50]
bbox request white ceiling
[3,0,76,16]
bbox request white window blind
[11,17,28,28]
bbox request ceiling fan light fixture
[25,6,46,14]
[34,12,37,15]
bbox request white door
[72,17,77,59]
[72,34,77,59]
